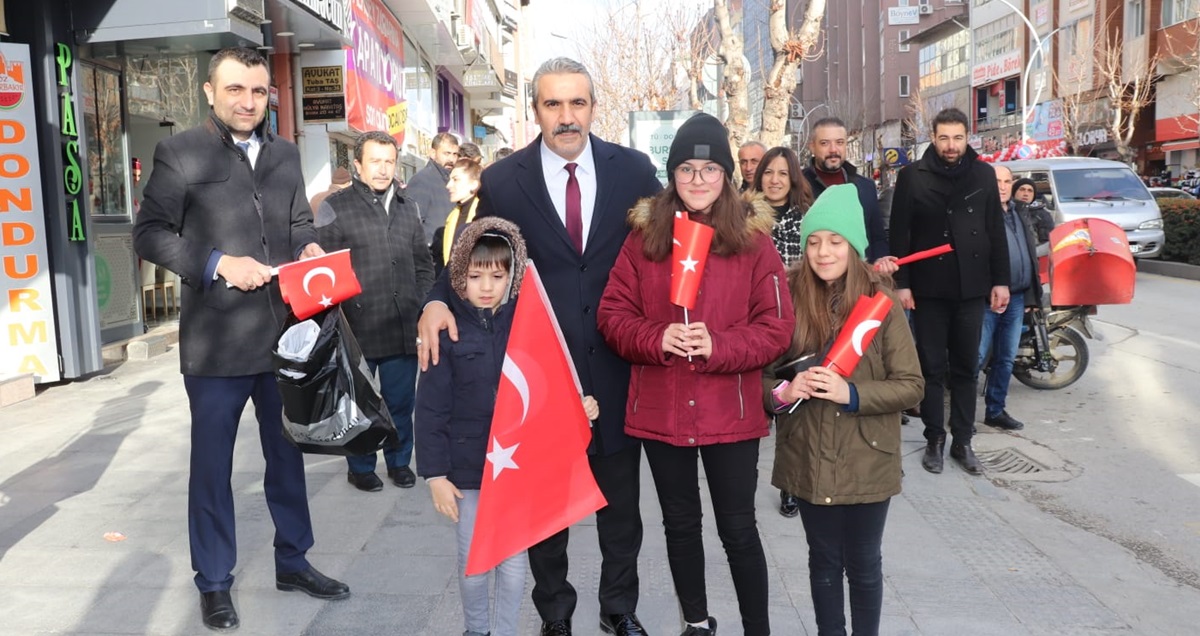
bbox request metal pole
[990,0,1041,144]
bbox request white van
[997,157,1164,258]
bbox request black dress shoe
[539,618,572,635]
[276,566,351,599]
[387,465,416,488]
[950,442,984,475]
[681,616,717,635]
[778,490,800,518]
[601,612,647,635]
[200,590,239,632]
[921,438,944,474]
[984,410,1025,431]
[347,471,383,492]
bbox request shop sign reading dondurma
[0,43,62,382]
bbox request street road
[972,271,1200,633]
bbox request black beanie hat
[1011,177,1036,197]
[666,113,734,182]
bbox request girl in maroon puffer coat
[597,113,795,636]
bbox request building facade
[0,0,526,385]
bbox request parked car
[997,157,1164,258]
[1149,187,1196,201]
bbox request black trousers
[183,373,314,592]
[528,443,643,620]
[796,499,891,636]
[912,297,986,444]
[644,438,770,636]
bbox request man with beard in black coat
[889,108,1010,476]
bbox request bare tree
[1093,19,1160,164]
[758,0,826,148]
[713,0,750,149]
[578,2,705,144]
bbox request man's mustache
[554,124,583,136]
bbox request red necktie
[565,162,583,253]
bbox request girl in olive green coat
[764,184,923,636]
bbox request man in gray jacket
[408,131,460,244]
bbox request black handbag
[273,307,398,456]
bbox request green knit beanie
[799,184,868,259]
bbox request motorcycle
[1011,304,1096,390]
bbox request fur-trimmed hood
[447,216,528,305]
[625,192,777,237]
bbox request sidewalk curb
[1137,258,1200,281]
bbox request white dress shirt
[540,138,597,250]
[236,133,262,169]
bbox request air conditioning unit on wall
[919,5,933,14]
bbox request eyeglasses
[675,164,725,184]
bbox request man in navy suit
[134,47,349,632]
[418,58,662,636]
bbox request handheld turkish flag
[465,261,607,576]
[670,212,715,309]
[275,249,363,320]
[822,292,893,377]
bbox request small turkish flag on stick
[894,243,953,266]
[822,292,893,377]
[670,212,714,311]
[275,249,362,320]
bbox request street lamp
[1021,25,1067,142]
[989,0,1054,144]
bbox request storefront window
[81,63,132,220]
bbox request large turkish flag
[465,262,607,576]
[275,249,362,320]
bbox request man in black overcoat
[889,107,1011,476]
[418,57,662,636]
[133,47,348,632]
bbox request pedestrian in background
[737,140,766,193]
[889,107,1010,476]
[315,130,435,492]
[133,46,348,632]
[1011,177,1054,244]
[418,57,662,636]
[767,184,923,636]
[458,141,484,164]
[432,157,483,276]
[802,118,889,261]
[597,112,795,636]
[977,166,1044,432]
[309,166,352,213]
[415,217,600,636]
[754,146,814,266]
[409,131,461,245]
[750,145,813,520]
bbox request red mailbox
[1047,217,1136,306]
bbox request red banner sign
[345,0,405,144]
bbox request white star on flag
[487,438,520,479]
[679,256,699,273]
[318,295,334,308]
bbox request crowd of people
[133,45,1049,636]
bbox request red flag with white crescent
[822,292,893,377]
[465,261,607,576]
[670,212,714,309]
[275,248,363,320]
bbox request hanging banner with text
[345,0,406,144]
[628,110,701,185]
[0,43,62,382]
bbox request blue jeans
[346,354,417,474]
[456,489,527,636]
[977,293,1026,419]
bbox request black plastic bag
[273,307,398,456]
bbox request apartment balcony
[976,111,1021,133]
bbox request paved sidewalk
[0,348,1189,635]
